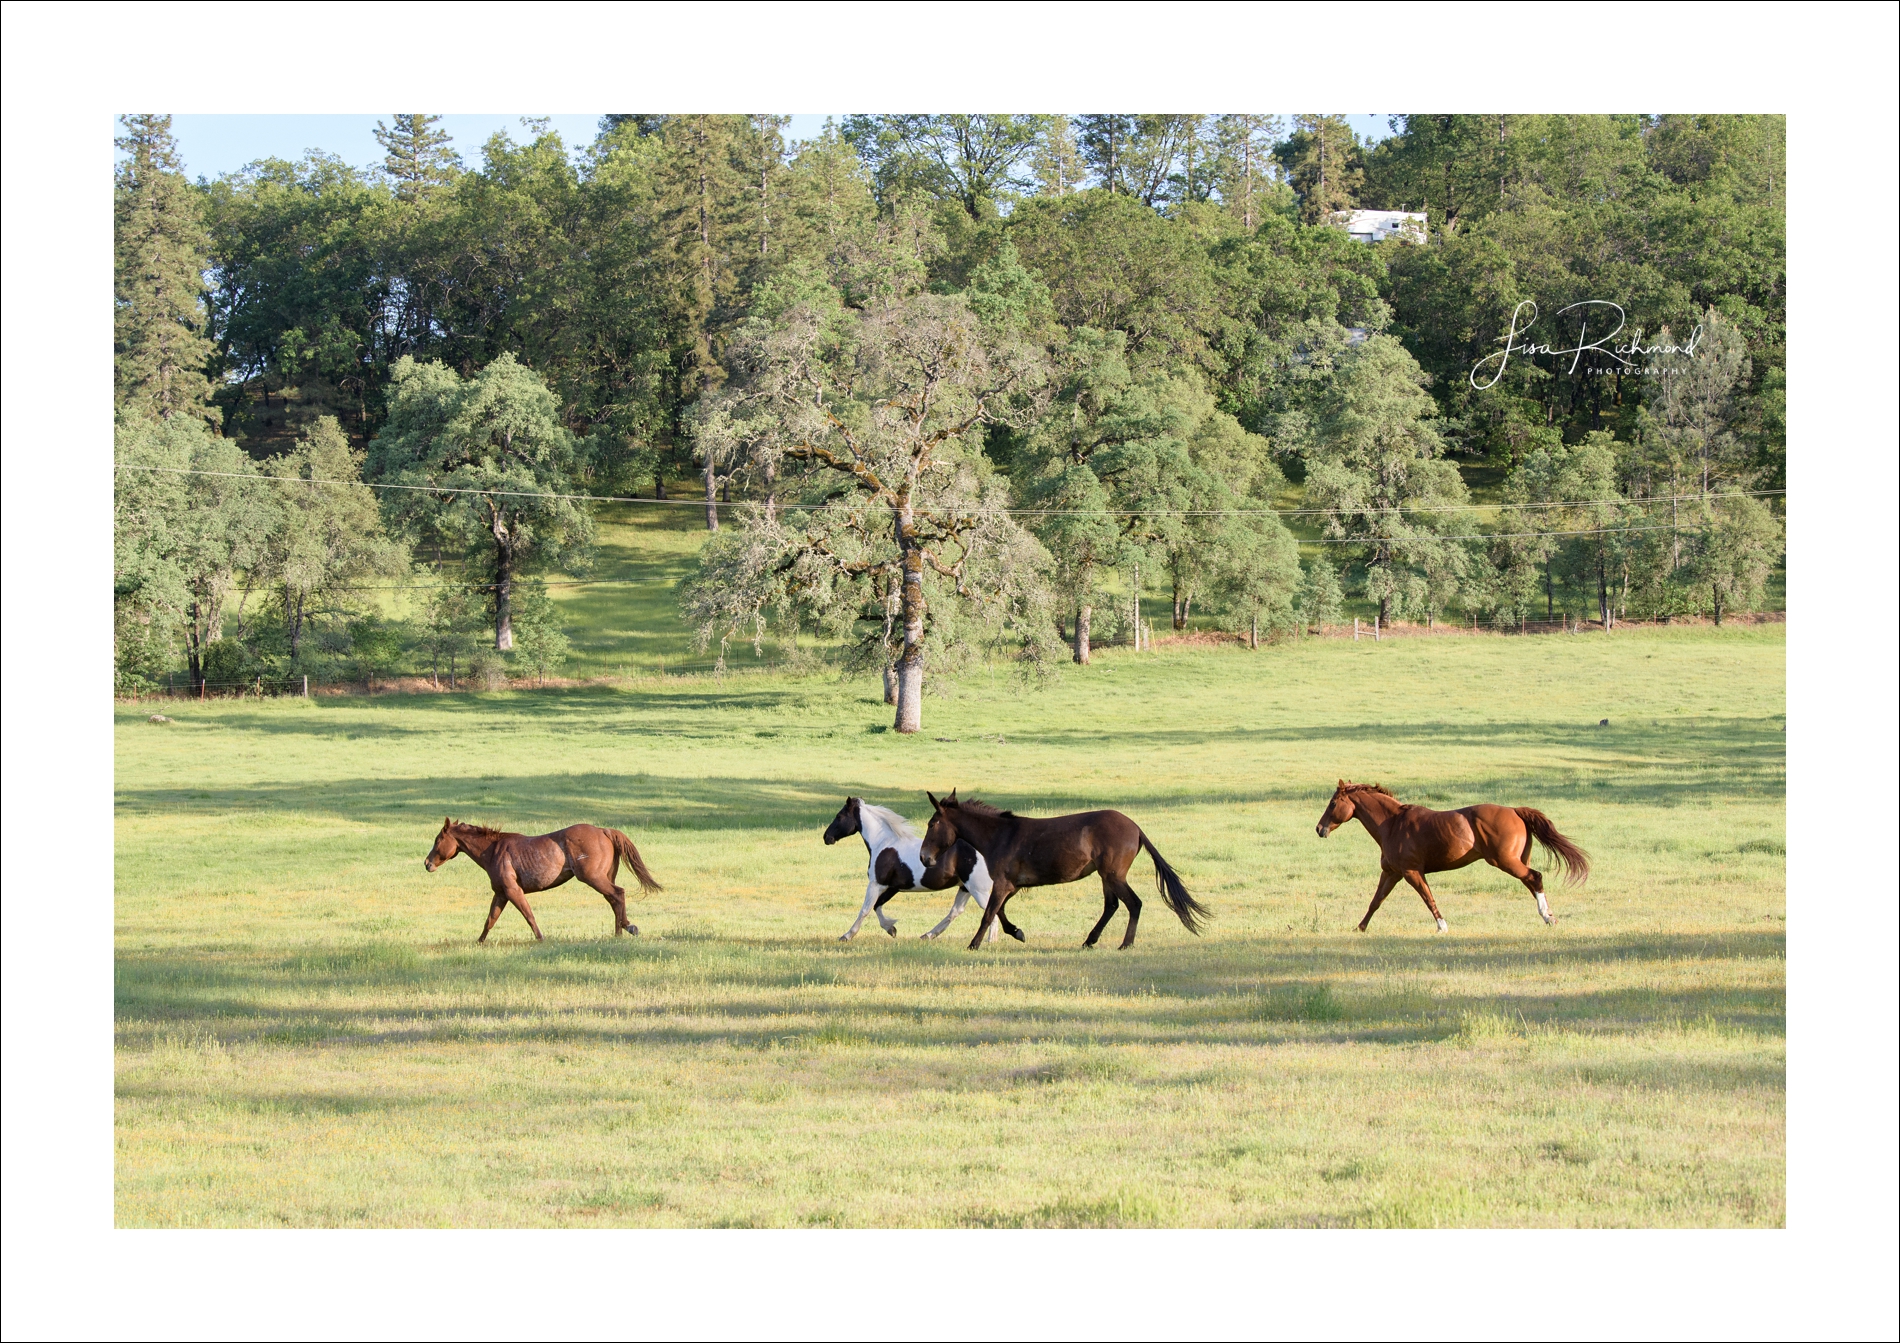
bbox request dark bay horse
[424,819,662,941]
[918,791,1209,951]
[1315,781,1589,932]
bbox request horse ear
[926,791,939,810]
[444,816,452,828]
[948,787,958,802]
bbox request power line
[114,464,1785,520]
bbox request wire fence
[119,609,1785,700]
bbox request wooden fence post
[302,674,309,698]
[1373,614,1380,641]
[1353,617,1360,641]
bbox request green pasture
[115,625,1785,1226]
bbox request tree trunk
[288,590,306,664]
[1378,593,1390,629]
[1073,602,1092,665]
[1712,585,1723,625]
[893,508,925,734]
[704,456,719,531]
[1545,560,1554,619]
[654,471,667,500]
[495,545,515,651]
[1249,613,1258,649]
[1131,560,1141,649]
[882,664,897,705]
[186,600,205,686]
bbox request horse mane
[950,796,1014,819]
[1337,781,1395,799]
[450,820,503,838]
[857,803,918,841]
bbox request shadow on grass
[116,927,1786,1070]
[114,708,1786,828]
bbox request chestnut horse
[1314,781,1589,932]
[918,791,1208,951]
[424,819,662,941]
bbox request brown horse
[918,791,1209,950]
[423,819,662,941]
[1315,781,1589,932]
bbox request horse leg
[1357,868,1403,932]
[1112,877,1143,951]
[506,885,544,941]
[478,892,508,943]
[1401,871,1448,932]
[994,903,1021,943]
[578,869,636,936]
[967,878,1013,950]
[921,888,965,940]
[1491,852,1554,925]
[1082,881,1120,949]
[841,879,882,942]
[872,886,901,937]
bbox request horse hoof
[1435,919,1448,932]
[1008,929,1026,943]
[886,925,898,938]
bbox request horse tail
[1516,809,1590,886]
[610,829,664,894]
[1139,832,1210,935]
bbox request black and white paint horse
[822,797,1019,944]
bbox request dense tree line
[113,112,1785,728]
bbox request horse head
[424,818,461,872]
[822,797,862,846]
[1316,781,1356,838]
[918,790,961,867]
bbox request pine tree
[1213,115,1283,229]
[1280,115,1364,224]
[1031,117,1085,196]
[1075,115,1134,193]
[115,114,216,425]
[373,114,460,202]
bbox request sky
[156,113,1393,181]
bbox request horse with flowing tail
[918,790,1209,951]
[424,819,663,941]
[822,797,1010,944]
[1314,780,1590,932]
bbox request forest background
[113,111,1787,731]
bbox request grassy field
[115,623,1784,1227]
